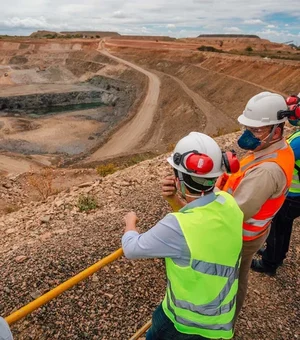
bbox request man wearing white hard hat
[162,92,295,321]
[219,92,294,317]
[252,93,300,275]
[122,132,243,340]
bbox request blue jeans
[146,304,208,340]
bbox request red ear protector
[173,149,240,175]
[286,95,300,106]
[173,150,214,175]
[222,150,240,174]
[277,95,300,121]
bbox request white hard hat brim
[238,113,286,127]
[167,156,174,167]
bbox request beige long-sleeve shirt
[233,139,288,221]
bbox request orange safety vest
[222,142,294,241]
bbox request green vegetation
[245,46,253,52]
[77,194,98,212]
[96,163,118,177]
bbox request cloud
[3,16,57,29]
[112,11,128,19]
[244,19,264,25]
[0,0,299,44]
[224,27,242,33]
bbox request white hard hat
[238,92,288,127]
[167,132,223,178]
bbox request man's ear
[273,126,283,140]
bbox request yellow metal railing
[129,320,152,340]
[4,246,152,339]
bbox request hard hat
[167,132,224,178]
[238,92,288,127]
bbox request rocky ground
[0,132,299,340]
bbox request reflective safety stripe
[167,279,236,316]
[243,227,270,237]
[192,260,235,278]
[291,181,300,190]
[284,187,289,196]
[166,293,234,331]
[245,217,273,227]
[167,253,240,316]
[215,195,226,204]
[241,153,278,172]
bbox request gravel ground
[0,146,299,340]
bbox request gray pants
[235,231,269,318]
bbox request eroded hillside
[0,131,299,340]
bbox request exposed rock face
[0,90,117,112]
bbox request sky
[0,0,299,45]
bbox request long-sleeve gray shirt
[122,192,217,264]
[233,139,288,221]
[0,318,13,340]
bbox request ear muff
[222,150,240,174]
[286,95,300,106]
[173,150,214,175]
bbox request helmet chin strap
[260,124,280,147]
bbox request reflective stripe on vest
[166,252,241,318]
[166,295,233,331]
[162,191,243,339]
[287,131,300,193]
[223,142,294,241]
[240,153,279,172]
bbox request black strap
[295,163,300,181]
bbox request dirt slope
[0,131,299,340]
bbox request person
[251,94,300,275]
[122,132,243,340]
[162,92,295,320]
[0,317,13,340]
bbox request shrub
[27,167,55,200]
[245,46,253,52]
[77,194,97,212]
[96,163,118,177]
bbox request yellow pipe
[5,248,124,325]
[128,320,152,340]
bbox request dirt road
[164,73,238,136]
[85,42,161,161]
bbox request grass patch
[77,194,97,212]
[96,163,118,177]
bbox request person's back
[162,190,242,339]
[122,132,243,340]
[252,94,300,274]
[217,91,295,317]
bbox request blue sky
[0,1,299,45]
